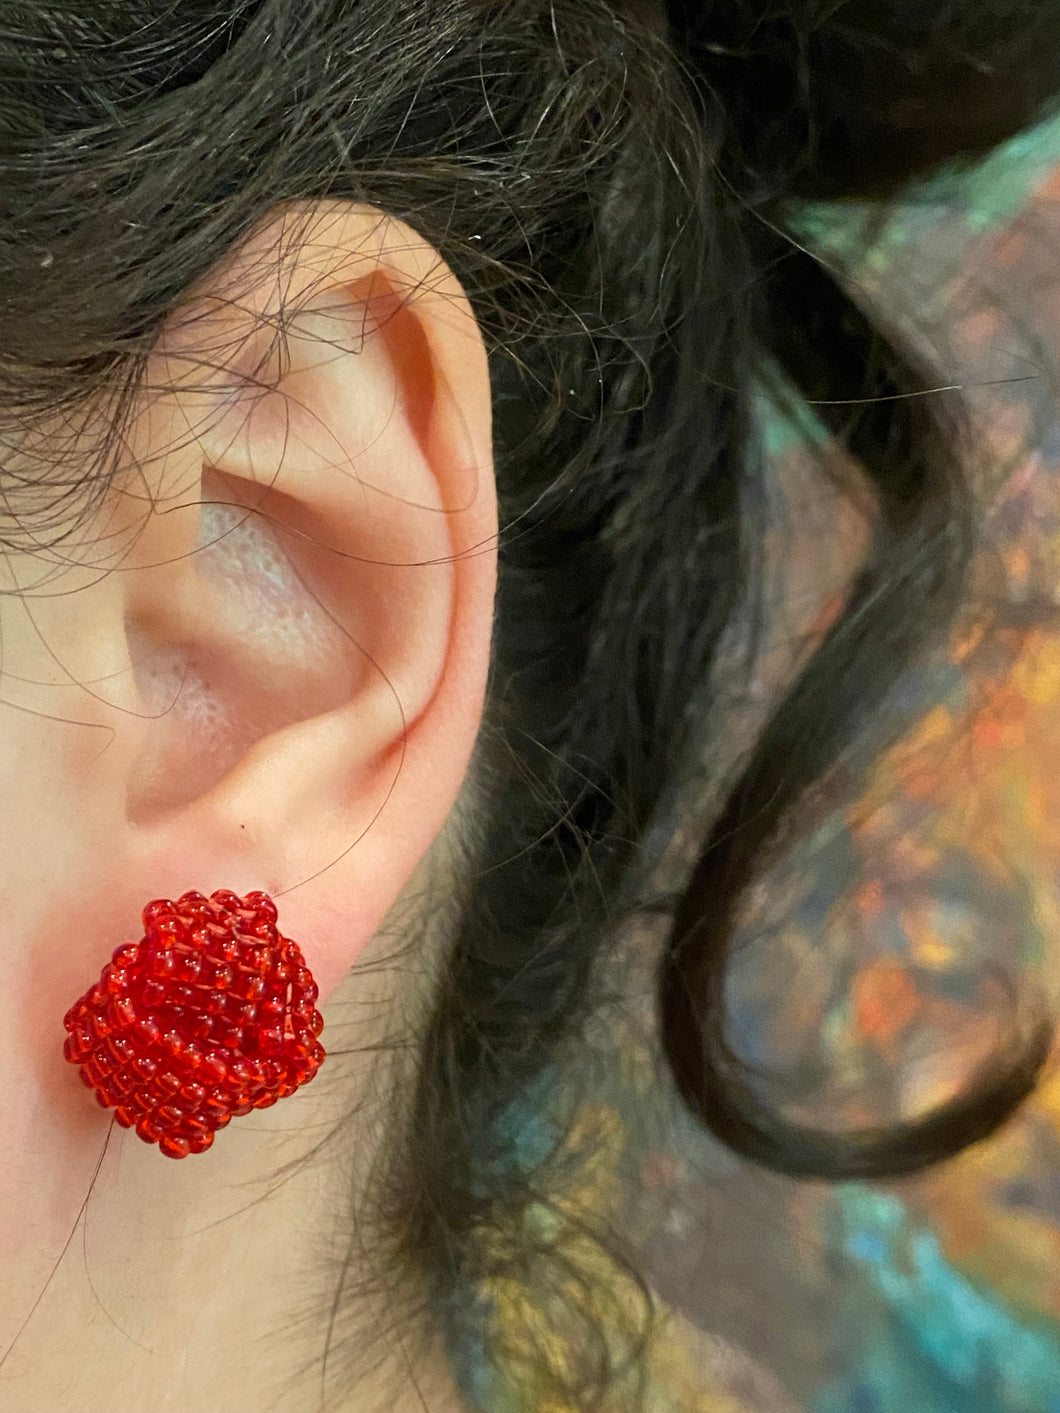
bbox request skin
[0,201,498,1413]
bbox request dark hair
[4,1,1060,1406]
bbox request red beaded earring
[62,889,326,1159]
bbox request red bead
[202,995,226,1021]
[150,950,177,979]
[105,967,129,995]
[62,889,325,1158]
[242,891,278,923]
[107,1034,135,1065]
[141,899,173,928]
[211,963,234,991]
[258,1026,282,1055]
[175,953,203,984]
[203,1087,230,1117]
[108,996,137,1029]
[207,934,240,964]
[241,974,266,1002]
[159,1135,191,1159]
[140,978,166,1007]
[159,1028,186,1059]
[134,1017,162,1049]
[200,1049,228,1084]
[63,1032,90,1062]
[148,917,185,946]
[226,1056,252,1087]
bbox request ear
[71,201,495,1006]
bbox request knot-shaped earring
[62,889,326,1158]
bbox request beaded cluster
[62,889,325,1158]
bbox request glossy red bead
[62,889,325,1158]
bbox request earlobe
[108,201,497,1006]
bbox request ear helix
[62,889,325,1158]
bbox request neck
[4,972,468,1413]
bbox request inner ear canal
[124,464,361,822]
